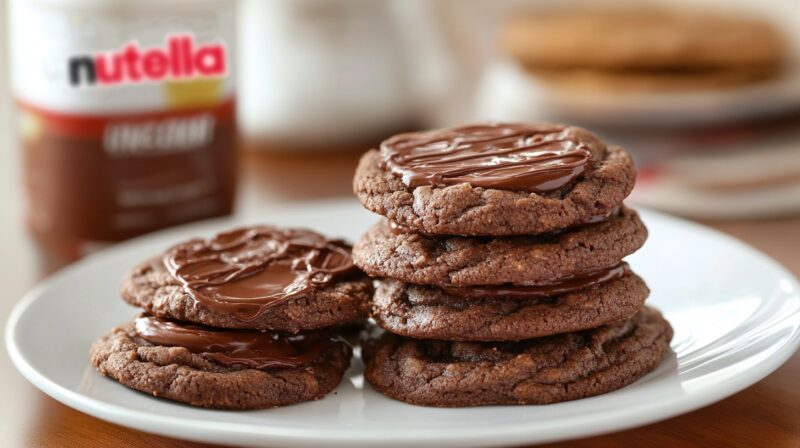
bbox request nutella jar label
[67,34,227,87]
[9,0,237,257]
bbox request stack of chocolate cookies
[90,226,372,409]
[353,122,673,407]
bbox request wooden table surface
[0,145,798,448]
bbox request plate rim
[6,203,800,446]
[479,59,800,128]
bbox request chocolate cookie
[90,315,351,409]
[353,206,646,286]
[502,9,786,71]
[371,266,648,341]
[353,123,636,236]
[363,306,672,407]
[122,226,372,332]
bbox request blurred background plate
[476,60,800,128]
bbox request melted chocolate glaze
[380,123,605,193]
[439,263,629,299]
[134,315,334,370]
[163,226,358,322]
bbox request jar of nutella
[9,0,238,259]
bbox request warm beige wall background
[1,0,17,203]
[1,0,25,260]
[0,2,42,445]
[1,0,25,249]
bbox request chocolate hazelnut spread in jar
[9,0,238,259]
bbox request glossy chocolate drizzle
[387,220,417,235]
[584,206,621,224]
[134,316,330,370]
[380,123,603,193]
[439,263,629,299]
[163,226,357,322]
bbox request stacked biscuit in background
[90,226,372,409]
[502,8,788,92]
[353,122,673,407]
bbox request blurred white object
[629,124,800,219]
[238,0,453,145]
[587,112,800,219]
[475,60,800,128]
[631,180,800,219]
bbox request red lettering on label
[68,34,228,87]
[142,50,169,79]
[95,54,124,84]
[195,46,225,76]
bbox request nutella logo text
[68,35,227,87]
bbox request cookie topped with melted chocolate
[354,122,635,236]
[122,225,372,332]
[381,123,605,193]
[91,315,352,409]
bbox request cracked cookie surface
[353,145,635,236]
[122,256,372,332]
[371,271,649,341]
[363,306,672,407]
[90,320,351,409]
[354,207,646,286]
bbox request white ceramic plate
[6,199,800,447]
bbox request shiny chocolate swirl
[387,220,418,235]
[163,226,358,322]
[439,263,629,299]
[134,315,331,370]
[380,123,605,193]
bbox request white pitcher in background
[238,0,453,147]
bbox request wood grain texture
[1,147,798,448]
